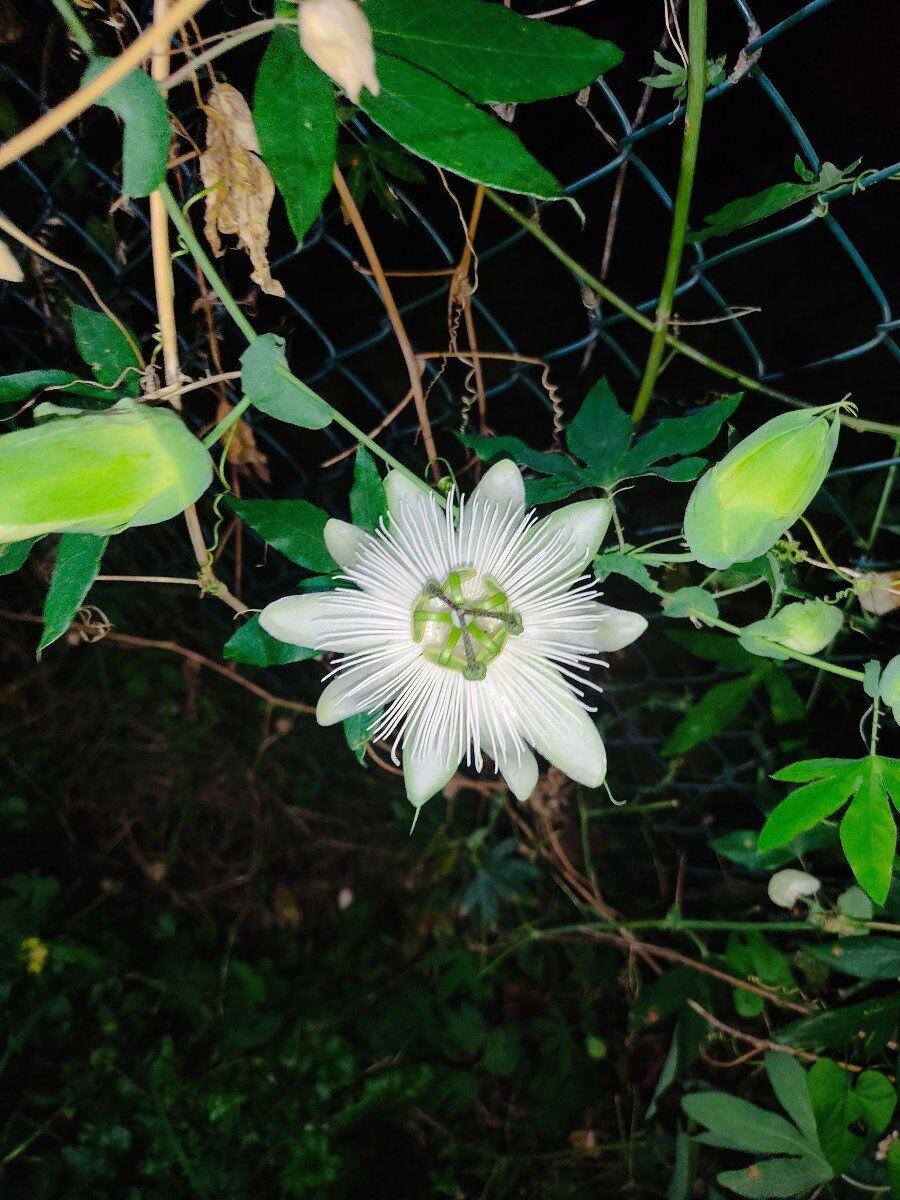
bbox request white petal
[316,668,374,725]
[403,745,462,809]
[494,745,539,801]
[533,498,612,573]
[384,469,429,518]
[259,594,331,649]
[529,694,607,788]
[471,460,525,513]
[324,518,369,569]
[594,605,647,652]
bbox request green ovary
[412,567,523,682]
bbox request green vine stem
[484,191,900,442]
[632,0,707,424]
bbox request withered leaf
[199,83,284,299]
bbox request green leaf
[223,612,317,667]
[772,758,856,783]
[38,533,107,655]
[481,1027,522,1078]
[343,711,374,764]
[82,60,170,197]
[254,28,337,244]
[0,370,80,405]
[349,446,387,533]
[765,1052,820,1147]
[711,826,838,872]
[366,0,622,103]
[522,474,588,506]
[228,498,338,574]
[667,628,760,671]
[682,1093,814,1158]
[660,586,718,623]
[240,335,332,429]
[759,669,805,727]
[663,674,760,756]
[807,1059,897,1175]
[687,163,857,245]
[840,758,896,904]
[358,55,563,198]
[564,378,632,485]
[71,305,141,395]
[0,536,39,576]
[757,768,859,852]
[778,992,900,1052]
[593,550,657,592]
[458,431,581,479]
[807,936,900,981]
[651,457,708,482]
[629,966,706,1031]
[715,1155,831,1198]
[621,394,742,477]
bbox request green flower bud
[684,407,842,569]
[879,655,900,724]
[739,599,843,661]
[0,405,213,541]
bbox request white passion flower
[767,869,821,909]
[298,0,380,105]
[259,462,647,810]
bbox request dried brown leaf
[199,83,284,299]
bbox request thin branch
[332,165,440,477]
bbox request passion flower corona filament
[260,462,647,809]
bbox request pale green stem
[51,0,94,54]
[865,440,899,551]
[632,0,707,424]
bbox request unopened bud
[878,655,900,724]
[0,405,213,541]
[740,599,843,661]
[684,406,842,569]
[298,0,380,104]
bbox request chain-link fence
[1,0,897,805]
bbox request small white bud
[767,868,821,909]
[298,0,380,105]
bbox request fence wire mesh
[1,0,897,807]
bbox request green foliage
[227,498,338,574]
[358,56,563,198]
[807,936,900,980]
[461,381,740,500]
[349,446,387,532]
[683,1054,832,1197]
[760,756,900,903]
[223,613,318,667]
[807,1060,897,1174]
[0,535,39,575]
[240,335,332,429]
[254,28,337,245]
[688,161,859,244]
[640,51,726,101]
[38,532,107,654]
[81,61,170,197]
[367,0,622,103]
[71,305,141,395]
